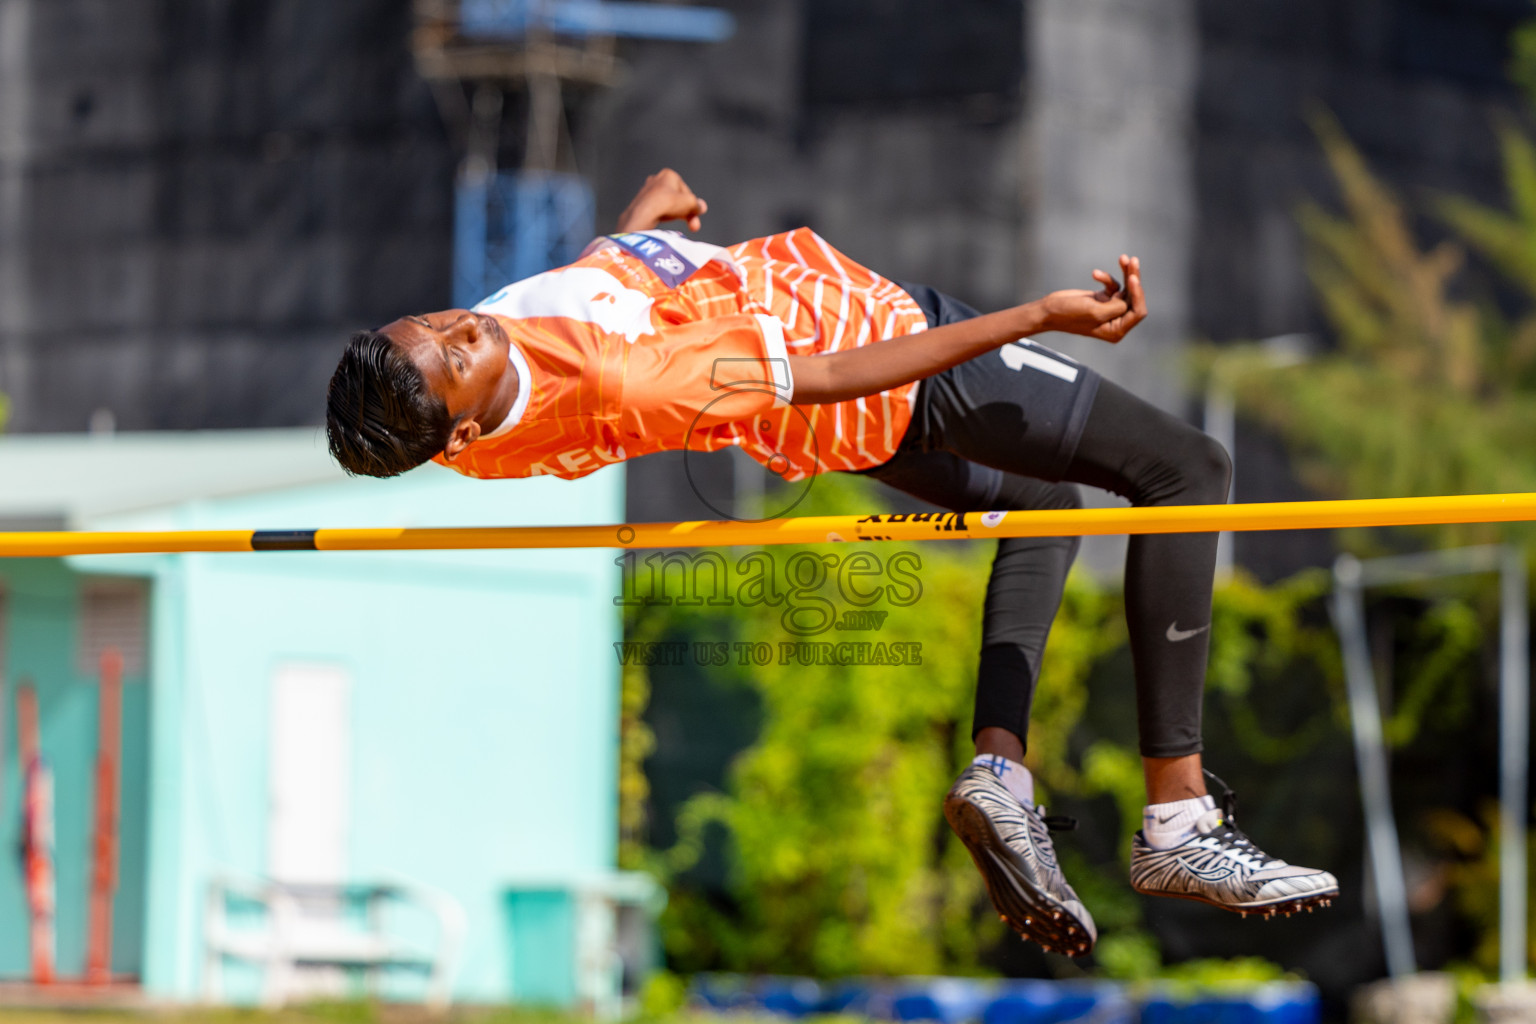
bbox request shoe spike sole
[1131,886,1338,919]
[945,794,1095,958]
[1232,895,1336,920]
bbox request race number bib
[606,230,736,289]
[607,232,700,287]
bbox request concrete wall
[1023,0,1198,416]
[1193,0,1527,346]
[583,0,1029,521]
[5,0,1524,521]
[1191,0,1527,579]
[0,0,1529,525]
[586,0,1027,314]
[0,0,33,413]
[0,0,453,434]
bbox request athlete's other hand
[1040,255,1147,343]
[616,168,709,233]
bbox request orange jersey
[435,227,929,482]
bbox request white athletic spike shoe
[943,762,1097,957]
[1129,777,1338,918]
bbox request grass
[0,1004,748,1024]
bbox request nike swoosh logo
[1166,622,1211,642]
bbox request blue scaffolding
[460,0,734,42]
[446,0,733,303]
[454,171,596,307]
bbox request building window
[1392,0,1529,90]
[802,0,1024,107]
[78,580,148,677]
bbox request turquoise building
[0,429,628,1004]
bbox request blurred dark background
[1,0,1528,574]
[0,1,1523,423]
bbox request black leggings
[857,288,1231,759]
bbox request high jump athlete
[325,169,1337,957]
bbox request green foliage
[1093,931,1162,982]
[1204,570,1343,761]
[627,470,1133,976]
[636,969,690,1018]
[625,463,1350,979]
[623,108,1536,978]
[659,540,1008,977]
[1299,111,1482,396]
[619,610,664,870]
[1027,575,1126,796]
[1422,801,1536,976]
[622,107,1536,984]
[1159,957,1298,985]
[1380,598,1482,748]
[1198,111,1536,549]
[1195,100,1536,980]
[1100,938,1302,998]
[1149,956,1300,994]
[1435,124,1536,308]
[1079,741,1148,857]
[0,1005,832,1024]
[1510,20,1536,117]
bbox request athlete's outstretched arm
[789,256,1145,405]
[615,169,708,232]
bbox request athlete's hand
[1040,255,1147,343]
[616,168,709,232]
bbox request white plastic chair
[203,875,466,1011]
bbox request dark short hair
[326,329,454,477]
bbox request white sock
[1142,794,1217,850]
[972,754,1034,806]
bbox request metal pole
[16,681,55,985]
[1501,546,1529,983]
[0,587,6,833]
[0,493,1535,557]
[1333,554,1417,978]
[87,649,123,985]
[1200,334,1316,580]
[1203,381,1235,580]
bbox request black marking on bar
[251,530,318,551]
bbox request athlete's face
[381,309,515,460]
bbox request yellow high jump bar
[0,492,1534,557]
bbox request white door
[268,663,351,883]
